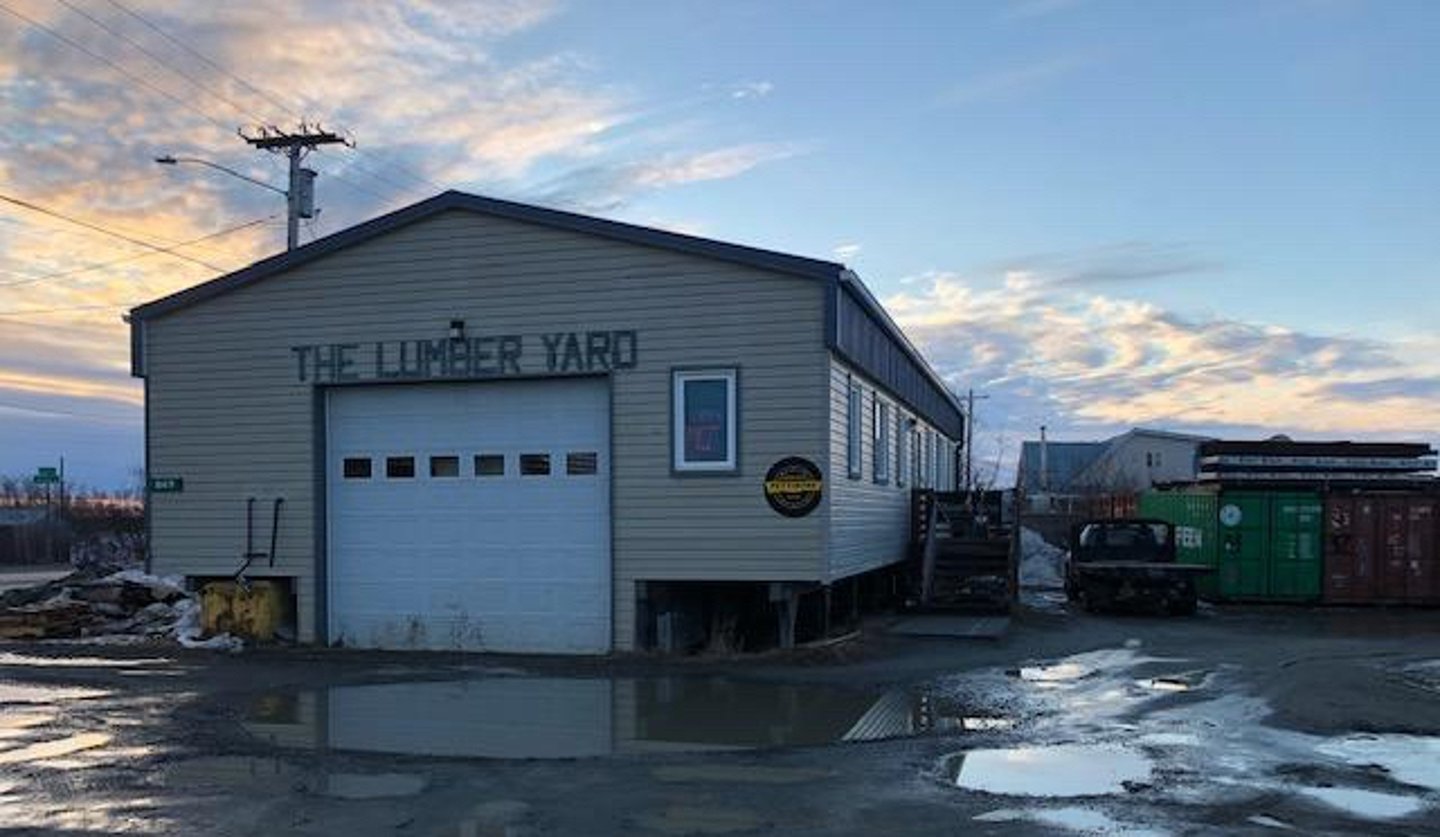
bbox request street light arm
[155,155,288,197]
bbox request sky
[1,0,1437,489]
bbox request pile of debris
[0,565,241,650]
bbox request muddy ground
[2,599,1439,836]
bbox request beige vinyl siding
[145,209,829,649]
[826,355,956,579]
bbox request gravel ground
[2,601,1439,836]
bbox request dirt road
[2,601,1438,835]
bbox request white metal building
[129,191,964,653]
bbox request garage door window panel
[343,457,372,479]
[521,454,551,476]
[386,456,415,479]
[567,452,599,475]
[475,454,505,477]
[673,369,737,472]
[430,455,460,478]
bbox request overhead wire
[0,191,227,272]
[0,214,278,289]
[50,0,272,126]
[99,0,450,197]
[4,0,417,207]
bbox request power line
[102,0,297,122]
[2,0,410,212]
[51,0,275,126]
[0,191,226,272]
[0,214,277,290]
[99,0,448,197]
[0,303,120,317]
[0,0,238,137]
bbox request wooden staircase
[911,491,1016,612]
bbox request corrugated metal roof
[1016,441,1106,492]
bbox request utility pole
[240,124,349,250]
[962,388,989,496]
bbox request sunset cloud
[885,272,1440,451]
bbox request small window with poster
[672,368,738,473]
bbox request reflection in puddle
[946,744,1153,797]
[0,684,110,704]
[0,732,112,765]
[1018,663,1089,684]
[0,653,170,668]
[1137,678,1191,692]
[0,713,55,741]
[1315,734,1440,793]
[1298,786,1424,820]
[244,677,1010,759]
[975,805,1166,836]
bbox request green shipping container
[1216,491,1323,602]
[1138,491,1218,598]
[1141,489,1323,602]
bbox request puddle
[1315,734,1440,792]
[0,713,55,740]
[0,732,112,765]
[1137,678,1191,692]
[973,805,1167,835]
[323,772,426,799]
[946,744,1153,797]
[0,684,110,704]
[0,653,170,668]
[1297,786,1425,820]
[247,676,978,758]
[961,717,1016,731]
[1018,662,1090,684]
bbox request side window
[897,416,909,488]
[673,369,738,472]
[847,378,862,479]
[873,400,890,484]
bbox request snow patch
[1019,527,1067,589]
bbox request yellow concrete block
[201,580,286,641]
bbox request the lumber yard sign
[764,457,823,518]
[291,330,638,383]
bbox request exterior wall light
[449,319,466,342]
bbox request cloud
[531,142,804,212]
[884,272,1440,448]
[730,81,774,99]
[996,242,1222,287]
[941,53,1098,106]
[834,243,862,262]
[0,1,800,486]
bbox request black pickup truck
[1065,518,1211,615]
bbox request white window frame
[672,368,738,473]
[873,400,890,484]
[847,378,863,479]
[897,415,909,488]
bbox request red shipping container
[1324,493,1439,605]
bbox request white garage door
[326,379,610,653]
